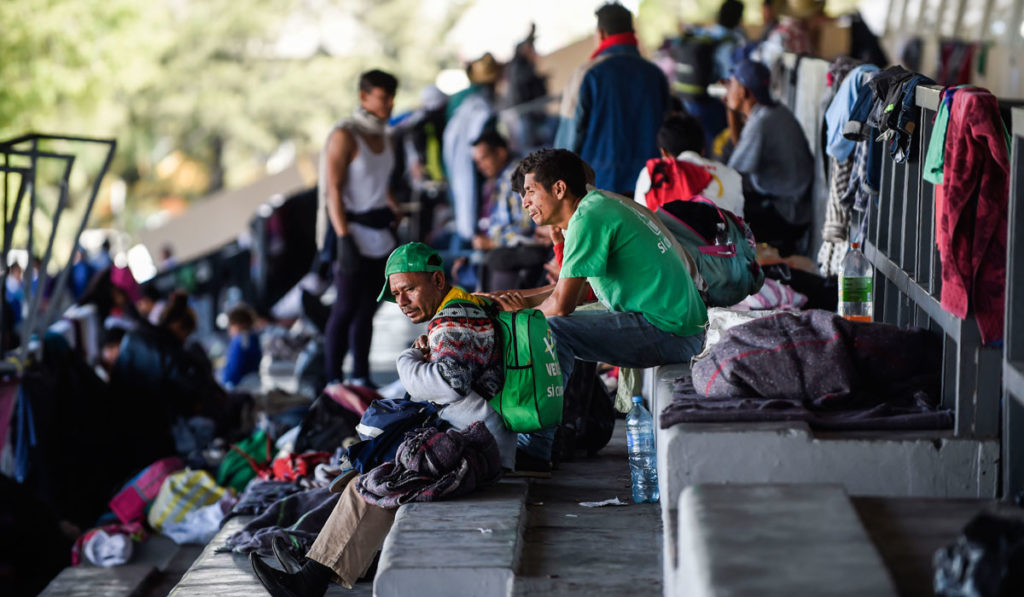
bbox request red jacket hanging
[938,88,1009,344]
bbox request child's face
[228,323,241,337]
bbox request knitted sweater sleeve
[396,348,464,405]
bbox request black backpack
[554,362,616,462]
[294,393,360,453]
[670,33,720,93]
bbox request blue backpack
[346,398,444,473]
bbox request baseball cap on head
[730,59,775,106]
[377,242,445,302]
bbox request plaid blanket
[356,421,502,509]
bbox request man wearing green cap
[379,242,515,468]
[252,242,516,596]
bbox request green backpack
[449,300,564,433]
[216,428,272,493]
[655,199,765,307]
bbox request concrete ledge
[373,478,529,597]
[658,421,999,508]
[40,530,186,597]
[39,563,157,597]
[673,484,898,597]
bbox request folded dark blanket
[225,479,303,522]
[218,487,339,556]
[661,377,953,431]
[691,310,942,407]
[356,421,503,509]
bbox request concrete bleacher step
[671,484,898,597]
[658,421,999,503]
[374,478,530,597]
[644,364,998,513]
[39,564,157,597]
[39,532,189,597]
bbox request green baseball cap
[377,242,445,302]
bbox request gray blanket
[691,310,941,405]
[663,310,952,431]
[661,377,953,431]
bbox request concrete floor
[515,421,663,596]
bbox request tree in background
[1,0,468,239]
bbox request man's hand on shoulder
[493,291,527,312]
[473,290,526,311]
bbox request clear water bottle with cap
[838,242,874,322]
[626,396,659,503]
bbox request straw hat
[777,0,824,19]
[468,53,501,85]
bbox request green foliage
[1,0,468,235]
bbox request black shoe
[508,449,552,478]
[272,535,305,575]
[250,552,303,597]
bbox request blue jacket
[555,44,669,194]
[221,331,262,389]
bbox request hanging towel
[937,88,1010,344]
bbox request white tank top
[317,125,397,259]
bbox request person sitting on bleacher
[633,113,745,216]
[495,149,707,467]
[469,130,551,291]
[251,242,517,596]
[725,58,813,254]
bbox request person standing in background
[318,70,402,389]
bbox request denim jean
[517,309,705,461]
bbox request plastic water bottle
[838,242,874,322]
[626,396,659,503]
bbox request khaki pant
[306,476,396,588]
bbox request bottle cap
[632,396,643,404]
[851,242,861,249]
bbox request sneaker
[508,449,552,478]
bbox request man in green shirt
[496,149,707,464]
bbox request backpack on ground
[655,198,764,307]
[294,392,360,454]
[216,429,273,493]
[555,361,616,461]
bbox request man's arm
[386,187,403,223]
[535,276,587,316]
[325,128,356,237]
[396,349,464,404]
[488,277,590,315]
[727,108,744,146]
